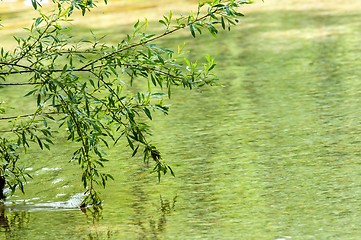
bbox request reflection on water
[0,193,178,240]
[131,191,177,239]
[127,167,178,240]
[158,195,177,231]
[0,204,30,239]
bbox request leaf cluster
[0,0,250,208]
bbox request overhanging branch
[0,111,62,121]
[0,82,42,86]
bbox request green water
[2,3,361,240]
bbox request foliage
[0,0,250,208]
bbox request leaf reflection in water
[0,193,178,239]
[0,202,30,237]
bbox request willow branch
[0,111,62,121]
[0,82,42,86]
[0,61,36,71]
[0,9,220,84]
[11,18,55,65]
[77,8,220,71]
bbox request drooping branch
[0,0,249,209]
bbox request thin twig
[77,8,219,71]
[0,111,62,121]
[0,82,42,86]
[11,18,55,64]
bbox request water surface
[1,1,361,239]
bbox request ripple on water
[6,193,85,211]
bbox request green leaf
[208,24,218,37]
[31,0,38,9]
[233,11,245,17]
[44,143,50,150]
[132,145,139,157]
[127,136,134,150]
[36,137,43,150]
[37,94,41,106]
[35,17,42,27]
[221,16,226,30]
[24,89,38,97]
[107,174,114,180]
[213,4,225,8]
[159,19,167,26]
[189,24,196,38]
[166,83,171,98]
[209,63,216,71]
[143,107,152,120]
[134,20,140,29]
[168,10,172,22]
[168,166,175,177]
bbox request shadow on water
[0,204,105,240]
[0,193,177,239]
[128,167,177,240]
[0,203,30,239]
